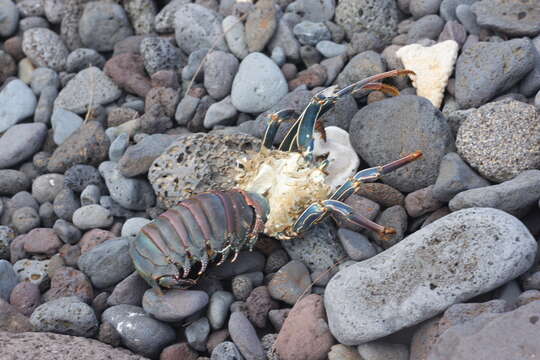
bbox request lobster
[130,70,423,294]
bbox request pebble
[42,266,93,304]
[31,173,64,204]
[268,18,301,62]
[432,152,490,202]
[245,0,277,52]
[22,28,68,71]
[409,0,442,18]
[34,85,58,124]
[0,0,19,37]
[246,286,278,328]
[99,161,156,210]
[0,50,16,84]
[120,217,150,238]
[0,260,18,301]
[208,290,235,330]
[268,260,311,305]
[23,227,62,255]
[265,249,289,274]
[9,281,40,316]
[337,228,377,261]
[204,51,239,100]
[293,21,331,46]
[53,188,80,221]
[456,100,540,182]
[336,51,385,89]
[316,40,347,58]
[372,205,408,248]
[72,204,113,230]
[335,0,398,42]
[228,311,265,360]
[204,96,238,129]
[232,275,254,301]
[223,15,249,59]
[449,170,540,217]
[0,171,30,197]
[357,342,409,360]
[275,294,334,360]
[268,309,290,332]
[79,1,133,52]
[109,133,130,163]
[0,79,38,133]
[142,288,209,322]
[140,36,183,75]
[471,0,540,37]
[286,0,335,22]
[65,48,106,73]
[53,219,81,245]
[328,344,361,360]
[455,4,480,35]
[325,208,537,345]
[231,52,288,113]
[161,343,198,360]
[64,164,105,193]
[123,0,157,35]
[404,185,443,217]
[0,226,15,260]
[104,53,152,98]
[77,238,134,289]
[54,67,122,114]
[289,64,327,89]
[351,95,454,192]
[102,304,176,358]
[407,15,445,43]
[118,134,177,177]
[30,67,60,95]
[13,258,49,290]
[186,317,210,352]
[30,296,98,337]
[211,341,244,360]
[397,41,458,108]
[51,108,83,145]
[174,4,227,54]
[107,271,149,306]
[455,39,535,108]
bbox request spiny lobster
[130,70,422,294]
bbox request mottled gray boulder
[0,79,37,133]
[471,0,540,37]
[0,260,18,301]
[174,4,226,54]
[0,123,47,169]
[142,288,209,322]
[325,208,537,345]
[102,304,176,358]
[455,39,535,108]
[336,51,385,89]
[335,0,398,42]
[449,170,540,217]
[350,95,454,192]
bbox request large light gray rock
[325,208,537,345]
[0,123,47,168]
[0,79,37,133]
[174,4,226,54]
[231,52,288,113]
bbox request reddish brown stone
[3,36,24,60]
[245,0,277,52]
[23,228,62,255]
[0,298,33,333]
[246,286,279,328]
[42,266,94,304]
[288,64,328,90]
[79,229,115,254]
[9,281,40,316]
[107,107,140,127]
[151,70,180,89]
[10,235,27,263]
[59,244,81,267]
[353,182,405,208]
[206,329,229,354]
[145,87,180,118]
[160,342,198,360]
[104,53,152,98]
[275,294,334,360]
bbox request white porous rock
[324,207,537,345]
[396,40,458,108]
[313,126,360,190]
[231,52,288,113]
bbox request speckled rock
[455,39,535,108]
[0,80,38,133]
[142,288,209,322]
[456,100,540,182]
[174,4,227,54]
[155,0,190,33]
[54,67,122,114]
[211,341,244,360]
[328,344,361,360]
[471,0,540,37]
[30,296,98,337]
[0,123,46,168]
[32,174,65,204]
[0,259,18,301]
[140,36,183,75]
[9,281,40,316]
[77,238,134,289]
[204,51,239,100]
[65,48,106,73]
[23,228,62,255]
[43,266,94,304]
[325,208,537,345]
[0,226,16,260]
[72,205,113,230]
[22,28,69,71]
[268,260,311,305]
[104,53,152,98]
[102,304,176,358]
[336,51,385,89]
[148,133,260,207]
[335,0,399,42]
[275,294,334,360]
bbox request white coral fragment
[396,40,459,108]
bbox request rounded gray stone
[335,0,398,42]
[0,123,46,169]
[204,50,239,100]
[120,217,151,237]
[51,108,83,145]
[231,52,288,113]
[228,311,265,360]
[208,290,235,330]
[79,1,133,52]
[407,14,445,43]
[0,80,38,133]
[337,228,376,261]
[0,0,19,37]
[174,4,227,54]
[22,27,69,71]
[336,50,385,89]
[140,36,183,75]
[325,207,537,345]
[471,0,540,37]
[66,48,106,73]
[0,259,18,301]
[109,132,129,163]
[185,317,210,352]
[72,204,113,230]
[142,288,209,322]
[31,67,60,95]
[293,21,331,46]
[211,341,245,360]
[440,0,477,21]
[286,0,335,22]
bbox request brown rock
[0,50,17,84]
[0,298,33,332]
[145,87,180,118]
[245,0,277,52]
[404,185,444,218]
[246,286,279,328]
[268,260,311,305]
[288,64,328,90]
[58,243,81,267]
[139,104,173,134]
[98,321,122,347]
[206,329,229,354]
[160,342,198,360]
[79,229,116,254]
[4,36,24,61]
[344,194,380,232]
[23,228,63,255]
[353,182,405,207]
[10,235,28,263]
[275,294,334,360]
[107,272,149,306]
[107,107,140,127]
[47,121,110,173]
[151,70,180,89]
[9,281,41,316]
[43,266,94,304]
[0,331,146,359]
[104,53,152,98]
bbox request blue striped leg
[261,109,296,150]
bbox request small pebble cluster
[1,0,540,359]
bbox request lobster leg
[331,151,423,202]
[261,109,296,149]
[292,200,395,237]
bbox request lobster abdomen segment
[130,189,268,291]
